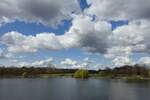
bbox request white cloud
[0,0,80,27]
[60,58,84,69]
[138,57,150,66]
[11,57,54,67]
[1,31,64,53]
[61,58,77,66]
[103,19,150,67]
[60,57,97,69]
[104,46,132,59]
[112,56,134,67]
[1,14,112,54]
[60,14,112,53]
[9,59,18,63]
[85,0,150,20]
[0,48,13,59]
[31,57,54,67]
[110,20,150,53]
[16,62,30,67]
[0,49,7,59]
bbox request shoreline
[0,74,150,81]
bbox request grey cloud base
[0,0,80,27]
[86,0,150,20]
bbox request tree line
[0,64,149,78]
[99,65,150,77]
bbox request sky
[0,0,150,70]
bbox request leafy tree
[73,69,88,78]
[22,72,28,78]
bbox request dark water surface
[0,78,150,100]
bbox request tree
[73,69,88,78]
[148,69,150,77]
[22,72,28,78]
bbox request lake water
[0,78,150,100]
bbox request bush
[73,69,88,78]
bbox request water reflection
[0,78,150,100]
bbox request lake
[0,78,150,100]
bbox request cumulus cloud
[60,57,97,69]
[17,62,30,67]
[61,58,77,66]
[104,46,132,59]
[85,0,150,20]
[112,56,134,67]
[0,49,7,59]
[63,0,150,67]
[109,20,150,53]
[60,14,112,53]
[1,14,112,53]
[138,57,150,66]
[1,31,64,53]
[0,0,80,27]
[14,57,54,67]
[61,58,82,69]
[31,57,54,67]
[0,48,13,59]
[103,19,150,66]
